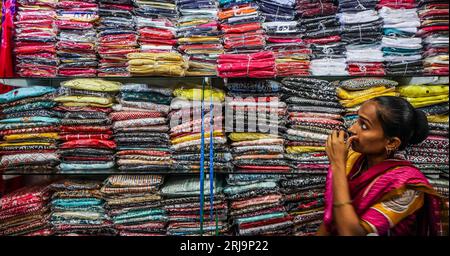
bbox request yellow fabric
[405,94,449,103]
[397,85,448,98]
[127,52,184,61]
[128,65,186,77]
[54,96,113,105]
[406,95,449,108]
[0,142,52,147]
[346,150,362,175]
[4,133,59,141]
[178,37,221,44]
[228,133,279,142]
[173,88,225,102]
[339,89,398,108]
[127,52,187,76]
[427,114,449,123]
[61,79,122,92]
[337,86,390,100]
[285,146,325,154]
[361,190,425,234]
[171,131,224,144]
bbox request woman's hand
[325,130,351,173]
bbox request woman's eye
[361,123,368,130]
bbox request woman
[317,96,444,236]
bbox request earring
[386,147,393,158]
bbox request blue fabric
[0,116,61,124]
[0,86,56,104]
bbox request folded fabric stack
[281,78,339,235]
[56,0,99,77]
[97,0,139,77]
[225,79,291,173]
[0,185,53,236]
[111,83,173,172]
[378,2,423,75]
[259,0,309,76]
[177,0,223,76]
[133,0,178,53]
[0,86,61,174]
[161,176,229,235]
[218,0,265,53]
[397,79,449,190]
[338,0,385,76]
[280,175,326,236]
[101,175,166,236]
[281,78,344,174]
[299,0,342,76]
[127,52,188,76]
[418,0,449,75]
[217,51,276,78]
[54,79,121,173]
[50,179,115,236]
[169,86,232,173]
[14,0,58,77]
[224,174,293,235]
[335,78,399,127]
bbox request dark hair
[371,96,429,150]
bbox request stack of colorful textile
[217,51,276,78]
[335,78,399,128]
[0,184,53,236]
[177,0,223,76]
[97,0,139,77]
[281,78,344,175]
[127,52,188,76]
[418,0,449,75]
[161,176,229,235]
[54,79,121,173]
[397,79,449,192]
[299,0,343,76]
[218,0,265,53]
[111,83,173,172]
[225,79,291,173]
[280,175,325,236]
[338,0,385,75]
[169,86,232,173]
[49,179,115,235]
[133,0,178,53]
[224,174,293,235]
[14,0,58,77]
[56,0,99,77]
[0,86,61,174]
[259,0,310,76]
[378,1,423,75]
[101,175,167,236]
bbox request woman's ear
[386,137,401,151]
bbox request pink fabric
[324,156,441,235]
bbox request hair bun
[409,109,429,145]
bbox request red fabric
[61,125,112,133]
[59,139,117,149]
[218,51,276,78]
[304,35,341,45]
[60,134,112,141]
[0,0,16,78]
[58,68,97,77]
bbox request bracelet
[333,200,353,208]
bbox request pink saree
[324,154,443,236]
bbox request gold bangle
[333,200,353,208]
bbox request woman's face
[348,100,390,155]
